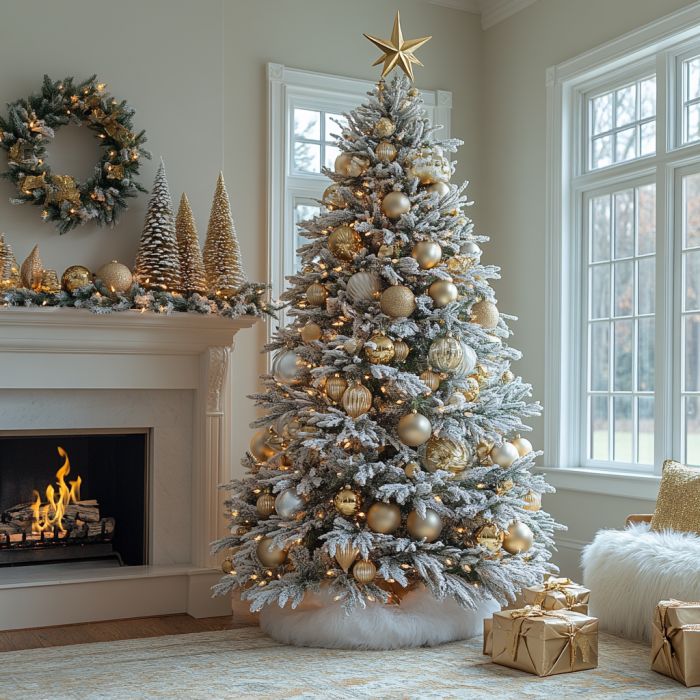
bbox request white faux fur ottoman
[582,522,700,641]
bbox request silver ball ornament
[274,488,304,519]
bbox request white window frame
[545,2,700,498]
[267,62,452,331]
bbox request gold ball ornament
[393,339,410,363]
[96,260,133,294]
[342,381,373,418]
[256,537,287,567]
[322,183,347,209]
[346,271,383,303]
[250,428,276,461]
[424,436,472,475]
[374,117,396,137]
[405,146,451,185]
[300,322,322,343]
[471,299,500,329]
[376,140,397,162]
[404,461,421,478]
[490,442,520,469]
[475,523,504,553]
[407,509,443,542]
[335,152,369,177]
[334,543,360,572]
[306,283,328,307]
[381,191,411,219]
[502,521,534,555]
[256,493,276,517]
[523,491,542,512]
[367,502,402,533]
[428,335,463,372]
[420,369,442,392]
[461,376,480,402]
[427,181,451,198]
[328,225,362,260]
[334,487,361,517]
[352,559,377,584]
[412,241,442,269]
[273,349,303,385]
[325,375,348,402]
[429,278,458,308]
[61,265,92,293]
[397,411,432,447]
[221,558,234,574]
[365,334,395,364]
[380,285,416,318]
[512,436,533,457]
[275,488,305,519]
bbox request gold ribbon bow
[534,577,579,608]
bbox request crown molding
[428,0,481,13]
[480,0,538,29]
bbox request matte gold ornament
[427,181,450,198]
[523,490,542,512]
[380,285,416,318]
[322,183,347,209]
[365,334,395,364]
[412,241,442,269]
[471,299,500,329]
[461,376,480,402]
[429,278,458,307]
[404,461,421,477]
[428,335,463,372]
[502,521,534,555]
[275,488,305,519]
[475,523,503,553]
[376,140,397,162]
[334,487,361,516]
[352,559,377,584]
[502,369,515,383]
[424,436,472,475]
[96,260,132,294]
[334,152,369,177]
[61,264,91,293]
[273,349,303,385]
[512,435,533,457]
[420,369,442,392]
[367,501,402,533]
[347,270,383,302]
[407,509,443,542]
[490,442,520,468]
[256,537,287,567]
[306,282,328,306]
[374,117,396,138]
[256,493,276,517]
[452,341,478,378]
[39,269,60,294]
[20,244,43,290]
[405,146,451,185]
[342,381,373,418]
[393,339,410,362]
[328,225,362,260]
[221,558,234,574]
[250,428,276,461]
[397,411,431,446]
[325,374,348,402]
[334,543,360,572]
[300,322,322,343]
[381,191,410,219]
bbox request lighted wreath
[0,75,150,234]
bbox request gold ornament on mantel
[328,225,362,260]
[474,523,503,553]
[61,264,92,293]
[365,333,395,364]
[39,269,60,294]
[96,260,133,295]
[342,380,373,418]
[20,244,43,290]
[334,543,360,572]
[334,487,362,517]
[352,559,377,584]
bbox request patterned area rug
[0,626,693,699]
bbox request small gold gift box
[651,600,700,687]
[492,606,598,677]
[521,577,590,614]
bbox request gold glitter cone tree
[0,234,20,290]
[133,158,182,292]
[175,193,208,295]
[203,172,247,296]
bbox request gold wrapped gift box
[492,606,598,677]
[521,577,590,614]
[651,600,700,687]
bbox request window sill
[533,466,660,501]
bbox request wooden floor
[0,614,252,653]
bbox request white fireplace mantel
[0,308,258,630]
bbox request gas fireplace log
[2,500,100,524]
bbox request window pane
[592,93,613,134]
[685,250,700,312]
[638,317,654,392]
[686,396,700,465]
[614,190,634,259]
[637,396,654,465]
[613,396,633,462]
[590,265,610,319]
[294,202,320,266]
[685,314,700,392]
[637,184,656,255]
[324,145,340,171]
[615,127,637,162]
[640,121,655,156]
[324,113,347,140]
[640,77,656,119]
[294,108,320,139]
[615,84,636,127]
[590,323,609,391]
[293,142,321,173]
[590,396,609,461]
[687,103,700,144]
[637,257,655,315]
[613,261,633,317]
[614,319,633,391]
[687,58,700,102]
[592,135,613,170]
[684,173,700,248]
[591,196,611,262]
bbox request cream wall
[480,0,696,577]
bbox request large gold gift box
[651,600,700,687]
[492,606,598,677]
[521,577,590,614]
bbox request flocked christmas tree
[133,158,182,291]
[0,234,20,289]
[214,14,560,633]
[176,193,208,295]
[203,172,247,296]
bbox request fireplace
[0,432,149,567]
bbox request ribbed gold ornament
[429,278,458,307]
[335,543,360,572]
[96,260,133,294]
[502,521,534,554]
[346,270,382,302]
[325,375,348,402]
[306,283,328,306]
[256,492,276,517]
[381,191,411,219]
[407,509,443,542]
[376,140,397,162]
[393,339,410,362]
[397,411,431,446]
[475,523,503,553]
[365,334,395,364]
[471,299,500,329]
[328,225,362,260]
[300,322,322,343]
[352,559,377,584]
[412,241,442,269]
[420,369,442,392]
[342,381,372,418]
[523,490,542,511]
[322,183,347,209]
[256,537,287,567]
[367,502,401,533]
[334,487,361,516]
[428,335,463,372]
[380,285,416,318]
[424,436,471,475]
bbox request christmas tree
[133,158,182,292]
[0,234,20,289]
[175,193,208,295]
[203,172,247,296]
[214,14,560,645]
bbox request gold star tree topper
[364,11,431,82]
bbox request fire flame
[31,447,82,535]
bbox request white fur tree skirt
[258,585,499,649]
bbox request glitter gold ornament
[96,260,133,294]
[20,244,43,290]
[405,146,451,185]
[461,376,480,402]
[420,369,442,392]
[365,334,395,364]
[428,335,463,372]
[335,152,369,177]
[221,558,234,574]
[300,322,322,343]
[397,411,431,446]
[352,559,376,584]
[61,264,91,293]
[334,487,361,516]
[471,299,500,329]
[328,225,362,260]
[424,436,472,475]
[256,493,276,517]
[523,490,542,512]
[429,278,458,307]
[346,270,383,302]
[376,140,397,162]
[407,509,443,542]
[427,181,450,198]
[502,521,534,555]
[342,381,373,418]
[512,435,533,457]
[380,285,416,318]
[404,461,421,477]
[490,442,520,468]
[334,543,360,572]
[367,502,401,533]
[273,349,303,385]
[475,523,503,553]
[374,117,396,138]
[306,282,328,306]
[381,191,410,219]
[256,537,287,567]
[250,428,276,461]
[322,183,347,208]
[275,488,304,519]
[393,339,410,362]
[412,241,442,269]
[325,375,348,402]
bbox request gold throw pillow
[651,460,700,534]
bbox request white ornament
[490,442,520,468]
